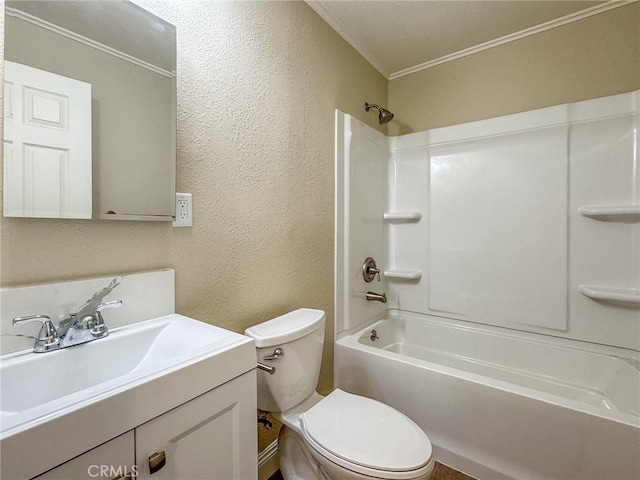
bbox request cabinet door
[33,432,135,480]
[135,372,257,480]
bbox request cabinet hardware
[149,451,166,474]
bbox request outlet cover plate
[173,192,193,227]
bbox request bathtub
[334,311,640,480]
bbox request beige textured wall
[0,0,386,404]
[388,3,640,134]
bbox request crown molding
[306,0,636,82]
[5,6,176,79]
[389,0,635,80]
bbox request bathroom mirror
[3,0,176,220]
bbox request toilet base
[278,426,435,480]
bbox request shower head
[365,102,394,124]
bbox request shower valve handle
[363,257,381,282]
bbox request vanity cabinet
[32,432,135,480]
[135,372,257,480]
[29,372,257,480]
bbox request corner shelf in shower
[383,212,422,223]
[384,269,423,281]
[579,285,640,305]
[578,205,640,220]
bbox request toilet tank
[245,309,325,412]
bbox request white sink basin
[0,314,255,479]
[1,315,232,415]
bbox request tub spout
[366,291,387,303]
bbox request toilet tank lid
[244,308,325,347]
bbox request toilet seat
[299,389,433,479]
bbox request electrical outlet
[173,193,193,227]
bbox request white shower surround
[334,91,639,479]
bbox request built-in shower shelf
[384,269,423,281]
[579,205,640,220]
[579,285,640,305]
[383,212,422,223]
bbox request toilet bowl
[245,309,435,480]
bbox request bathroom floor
[267,462,476,480]
[432,462,477,480]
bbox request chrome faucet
[13,277,123,353]
[366,291,387,303]
[59,299,122,345]
[13,300,122,353]
[57,299,120,337]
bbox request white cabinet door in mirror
[3,60,91,219]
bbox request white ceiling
[306,1,621,79]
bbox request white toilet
[245,308,435,480]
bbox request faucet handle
[95,299,123,312]
[91,299,122,338]
[12,315,60,352]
